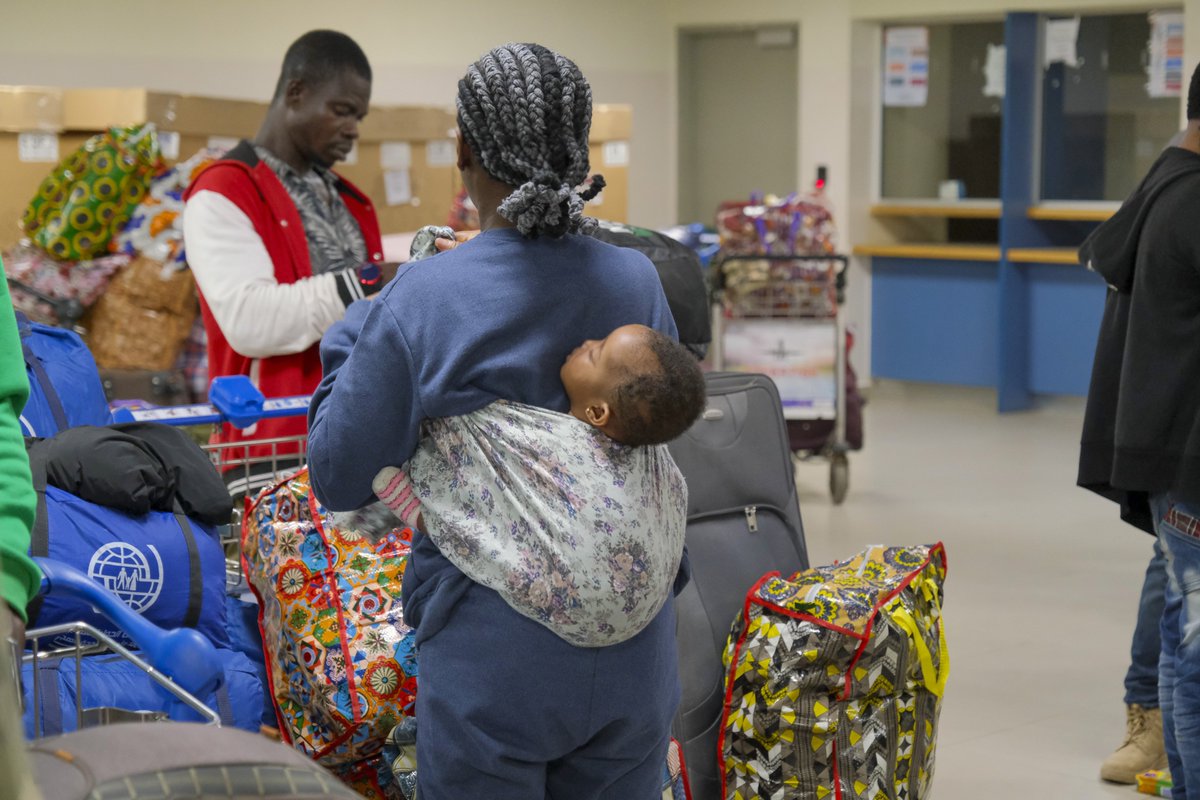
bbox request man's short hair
[273,30,371,101]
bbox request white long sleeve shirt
[182,190,368,359]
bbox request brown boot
[1100,704,1168,784]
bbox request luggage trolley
[111,376,313,590]
[20,558,225,738]
[710,252,852,503]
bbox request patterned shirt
[255,146,367,275]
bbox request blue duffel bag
[225,593,277,728]
[30,485,229,649]
[15,311,111,437]
[22,647,264,737]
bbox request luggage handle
[886,576,949,698]
[33,558,223,699]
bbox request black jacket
[26,422,232,525]
[1078,147,1200,533]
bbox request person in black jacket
[1079,63,1200,799]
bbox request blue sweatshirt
[308,228,680,634]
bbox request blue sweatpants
[403,534,681,800]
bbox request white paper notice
[380,142,412,170]
[1044,17,1080,68]
[425,139,456,167]
[384,169,412,206]
[1147,11,1185,98]
[983,44,1006,98]
[17,132,59,163]
[602,140,630,167]
[158,131,181,161]
[882,27,929,108]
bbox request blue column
[997,12,1041,412]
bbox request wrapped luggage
[23,124,161,261]
[721,544,948,800]
[242,469,418,776]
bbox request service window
[1039,11,1183,201]
[880,21,1006,200]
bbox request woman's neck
[470,174,519,232]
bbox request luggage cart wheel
[830,452,849,505]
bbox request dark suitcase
[667,372,809,800]
[100,368,191,406]
[29,722,360,799]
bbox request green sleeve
[0,256,40,622]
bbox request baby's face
[560,324,654,421]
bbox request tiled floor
[791,381,1151,799]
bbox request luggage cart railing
[23,622,220,737]
[710,253,852,503]
[20,557,227,738]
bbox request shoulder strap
[214,679,234,727]
[173,501,203,630]
[35,657,64,737]
[16,315,68,433]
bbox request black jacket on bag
[1078,147,1200,533]
[26,422,232,524]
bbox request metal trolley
[113,378,313,590]
[15,379,314,740]
[709,252,852,504]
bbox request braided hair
[456,43,606,238]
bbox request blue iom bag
[30,485,229,650]
[16,311,110,437]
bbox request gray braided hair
[456,43,606,238]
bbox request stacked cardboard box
[0,87,632,247]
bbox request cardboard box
[338,105,459,236]
[0,87,269,250]
[62,88,265,139]
[0,87,65,247]
[587,104,631,224]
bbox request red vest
[184,141,383,461]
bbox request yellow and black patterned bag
[23,124,161,261]
[721,544,948,800]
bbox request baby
[373,324,706,647]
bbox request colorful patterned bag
[23,124,161,261]
[242,468,418,776]
[3,242,129,326]
[721,544,948,800]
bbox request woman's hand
[435,230,480,253]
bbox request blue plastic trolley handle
[110,375,311,430]
[33,557,223,698]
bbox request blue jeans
[1126,540,1167,707]
[1153,494,1200,799]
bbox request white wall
[0,0,675,226]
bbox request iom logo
[87,543,164,613]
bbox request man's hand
[434,230,480,253]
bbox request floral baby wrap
[378,400,688,648]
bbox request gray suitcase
[29,722,360,799]
[667,372,809,800]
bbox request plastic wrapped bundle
[722,544,948,800]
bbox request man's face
[286,70,371,169]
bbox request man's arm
[308,293,426,511]
[184,190,374,358]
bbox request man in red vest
[184,30,394,492]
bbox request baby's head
[560,324,707,446]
